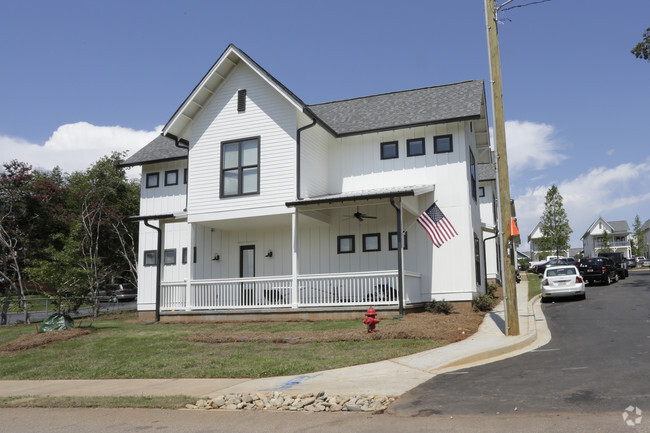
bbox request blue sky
[1,0,649,250]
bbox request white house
[477,161,501,283]
[581,217,631,258]
[527,221,571,261]
[121,44,493,322]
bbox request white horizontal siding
[300,122,331,198]
[188,62,298,220]
[140,161,187,216]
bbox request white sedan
[541,265,586,301]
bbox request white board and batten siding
[187,62,299,224]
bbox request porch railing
[161,271,407,311]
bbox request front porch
[160,270,422,311]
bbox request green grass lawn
[526,272,541,300]
[0,316,443,380]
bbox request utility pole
[484,0,519,335]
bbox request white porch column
[185,223,195,311]
[291,210,299,308]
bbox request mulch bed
[0,328,93,353]
[186,311,486,345]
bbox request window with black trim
[237,89,246,112]
[183,168,188,184]
[407,138,425,156]
[164,249,176,265]
[337,235,355,254]
[380,141,398,159]
[144,250,157,266]
[146,173,159,188]
[470,150,477,201]
[389,231,408,250]
[182,247,188,264]
[362,233,381,252]
[193,246,197,263]
[221,137,260,197]
[479,186,485,197]
[165,170,178,186]
[434,135,453,153]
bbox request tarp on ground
[38,313,74,332]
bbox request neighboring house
[121,44,493,321]
[478,161,501,283]
[581,217,631,258]
[527,221,570,261]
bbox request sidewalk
[0,281,550,399]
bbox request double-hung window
[221,137,260,197]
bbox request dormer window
[237,89,247,112]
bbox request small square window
[380,141,398,159]
[144,250,157,266]
[479,186,485,197]
[434,135,453,153]
[362,233,381,252]
[337,235,355,254]
[164,249,176,265]
[165,170,178,186]
[389,232,408,250]
[182,247,188,264]
[407,138,425,157]
[146,173,159,188]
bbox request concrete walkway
[0,281,550,399]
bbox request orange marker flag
[510,217,520,237]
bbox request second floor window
[221,137,260,197]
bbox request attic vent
[237,89,246,112]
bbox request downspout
[390,197,405,318]
[144,219,162,323]
[296,117,317,200]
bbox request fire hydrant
[363,307,380,333]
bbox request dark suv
[579,257,618,285]
[597,252,628,279]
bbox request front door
[240,245,255,305]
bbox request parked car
[92,283,137,303]
[534,257,575,274]
[636,256,646,263]
[540,265,585,301]
[578,257,618,285]
[597,252,628,279]
[626,258,637,268]
[641,259,650,267]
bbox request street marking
[561,367,589,371]
[532,348,559,352]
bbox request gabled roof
[120,135,187,167]
[163,44,307,140]
[126,44,489,167]
[581,216,630,239]
[641,219,650,231]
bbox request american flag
[417,203,458,248]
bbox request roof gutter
[295,116,317,200]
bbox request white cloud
[514,159,650,251]
[0,122,161,177]
[496,120,567,175]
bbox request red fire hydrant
[363,307,380,333]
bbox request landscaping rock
[190,392,396,414]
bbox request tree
[537,185,572,257]
[632,215,647,257]
[631,27,650,61]
[600,230,612,253]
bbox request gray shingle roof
[120,135,187,167]
[478,163,496,181]
[307,80,484,137]
[608,220,630,233]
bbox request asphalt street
[390,269,650,419]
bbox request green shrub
[424,299,454,315]
[473,294,498,312]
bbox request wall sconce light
[212,254,220,261]
[265,250,273,258]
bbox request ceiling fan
[346,207,377,222]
